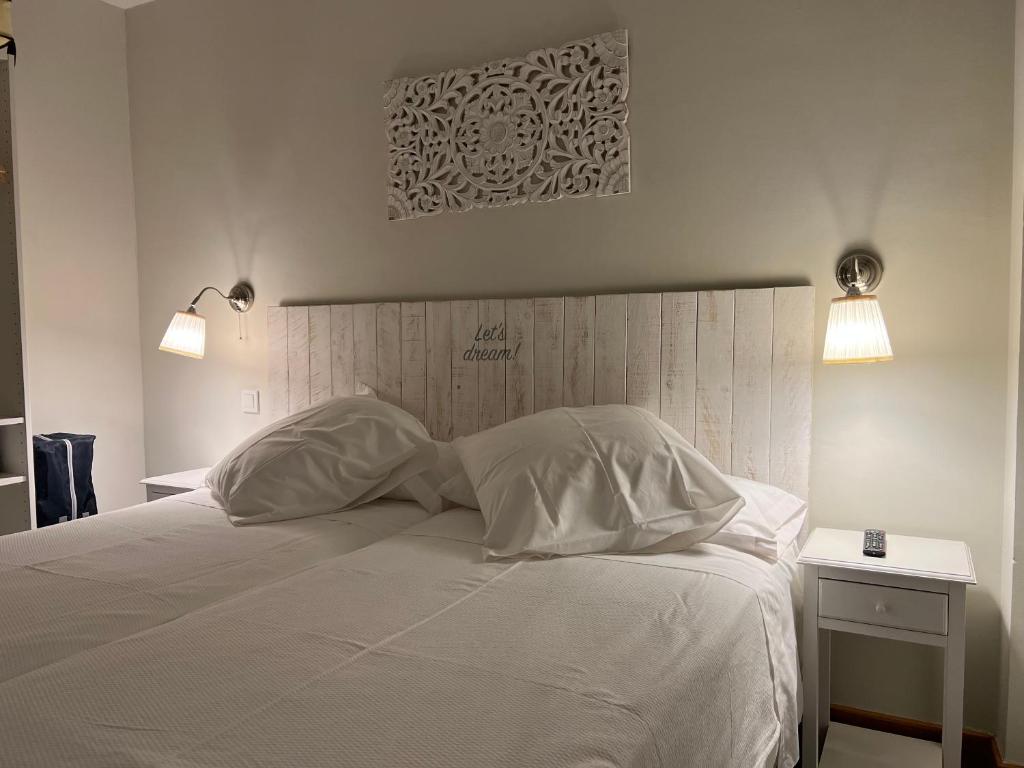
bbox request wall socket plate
[241,389,260,415]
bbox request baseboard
[830,704,1023,768]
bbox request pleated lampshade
[159,310,206,359]
[822,294,893,364]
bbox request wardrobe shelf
[0,58,30,534]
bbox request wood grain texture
[660,292,697,443]
[594,293,627,406]
[695,291,735,473]
[401,302,426,422]
[478,299,506,429]
[426,301,453,441]
[308,306,332,405]
[267,306,289,420]
[505,299,535,420]
[732,289,773,481]
[451,300,479,437]
[287,306,311,414]
[269,287,813,498]
[376,303,402,407]
[563,295,595,407]
[353,303,377,392]
[626,293,661,414]
[330,305,355,397]
[534,297,564,412]
[770,286,814,499]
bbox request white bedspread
[0,489,430,684]
[0,508,799,768]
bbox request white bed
[0,507,801,768]
[0,489,431,684]
[0,286,813,767]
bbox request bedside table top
[797,528,976,584]
[140,467,210,491]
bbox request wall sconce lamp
[159,282,254,360]
[822,249,893,364]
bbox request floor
[819,723,941,768]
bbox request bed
[1,507,801,768]
[0,286,814,767]
[0,489,431,684]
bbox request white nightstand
[139,468,210,502]
[797,528,975,768]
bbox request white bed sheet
[0,489,431,684]
[0,507,799,768]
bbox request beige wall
[126,0,1013,732]
[14,0,146,512]
[1002,1,1024,762]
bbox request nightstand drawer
[818,578,948,635]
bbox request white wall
[13,0,146,512]
[1001,1,1024,761]
[125,0,1013,733]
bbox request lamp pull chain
[237,313,242,340]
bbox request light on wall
[159,282,254,360]
[822,249,893,364]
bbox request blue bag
[33,433,98,527]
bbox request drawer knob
[874,602,888,614]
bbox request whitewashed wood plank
[353,303,378,392]
[478,299,506,429]
[770,286,814,499]
[595,294,627,405]
[451,300,479,437]
[330,305,355,397]
[732,289,773,482]
[426,301,453,441]
[695,291,735,473]
[308,306,332,405]
[401,302,426,422]
[269,288,814,499]
[506,299,534,421]
[626,293,661,414]
[660,292,697,443]
[287,306,311,414]
[268,306,289,420]
[534,297,564,412]
[563,295,595,407]
[376,303,402,408]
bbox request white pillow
[384,442,465,513]
[707,475,808,561]
[437,466,480,510]
[453,405,745,559]
[208,396,437,525]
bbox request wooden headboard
[268,287,814,498]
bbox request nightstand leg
[942,583,966,768]
[818,628,830,736]
[803,565,828,766]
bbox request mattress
[0,507,800,768]
[0,488,431,684]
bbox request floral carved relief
[385,30,630,221]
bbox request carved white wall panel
[384,30,630,221]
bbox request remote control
[863,528,886,558]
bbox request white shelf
[0,416,24,426]
[0,473,26,487]
[821,723,940,767]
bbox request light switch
[241,389,260,415]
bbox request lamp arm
[185,282,254,314]
[187,286,229,311]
